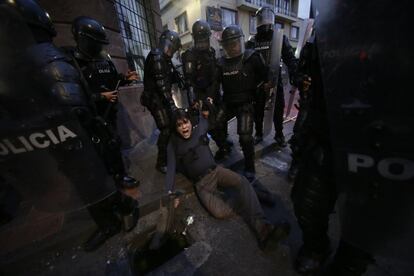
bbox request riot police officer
[67,16,140,251]
[181,20,231,160]
[252,7,298,146]
[141,30,182,173]
[68,16,139,185]
[216,25,268,179]
[0,0,136,252]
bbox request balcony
[274,5,297,22]
[236,0,274,12]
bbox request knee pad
[237,115,253,135]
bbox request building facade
[159,0,304,52]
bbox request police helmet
[159,30,182,57]
[220,25,245,58]
[5,0,56,37]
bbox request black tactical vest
[220,50,257,104]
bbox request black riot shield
[263,26,284,137]
[313,0,414,263]
[0,118,116,212]
[0,1,117,269]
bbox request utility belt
[193,165,217,182]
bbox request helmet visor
[194,37,210,50]
[221,36,245,58]
[257,8,274,27]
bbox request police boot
[243,154,256,182]
[323,241,372,276]
[294,245,331,275]
[274,134,287,147]
[83,224,121,252]
[257,220,291,251]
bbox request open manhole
[132,232,190,274]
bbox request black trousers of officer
[291,139,336,254]
[149,100,171,167]
[216,102,255,172]
[253,81,285,138]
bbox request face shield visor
[221,36,245,59]
[256,8,275,28]
[194,36,210,50]
[78,35,107,58]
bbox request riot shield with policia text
[312,0,414,269]
[0,1,115,227]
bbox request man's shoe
[254,135,263,145]
[257,220,290,250]
[83,227,120,252]
[294,246,331,275]
[274,134,287,147]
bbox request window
[291,26,299,40]
[275,21,284,29]
[249,13,256,34]
[276,0,292,16]
[175,12,188,34]
[221,7,237,28]
[115,0,156,81]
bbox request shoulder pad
[43,60,80,83]
[243,49,256,62]
[28,43,68,67]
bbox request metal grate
[115,0,156,81]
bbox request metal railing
[275,5,297,18]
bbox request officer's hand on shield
[302,75,312,92]
[263,81,272,94]
[126,70,139,81]
[101,91,118,102]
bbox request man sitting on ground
[165,109,290,249]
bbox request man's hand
[101,91,118,102]
[126,70,139,81]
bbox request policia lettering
[348,153,414,181]
[0,125,77,156]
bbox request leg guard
[237,105,255,172]
[151,106,171,167]
[253,91,265,136]
[273,83,285,135]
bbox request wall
[161,0,201,48]
[39,0,129,73]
